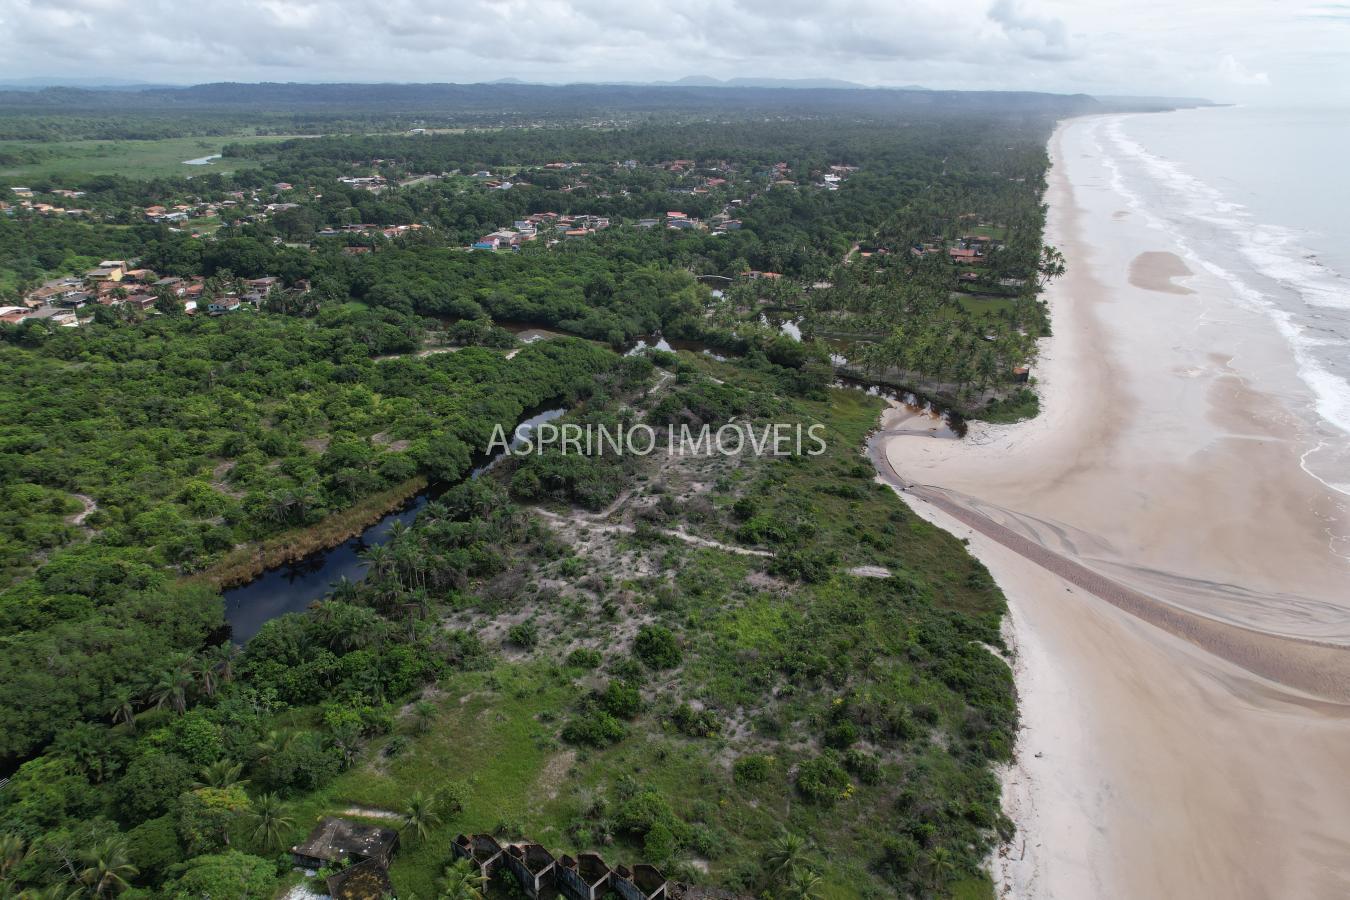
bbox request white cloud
[0,0,1341,103]
[1218,54,1271,86]
[987,0,1075,61]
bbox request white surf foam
[1088,116,1350,460]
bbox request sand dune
[876,117,1350,898]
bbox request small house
[291,817,399,870]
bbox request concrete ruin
[451,833,505,881]
[451,834,670,900]
[614,864,669,900]
[504,842,557,898]
[557,852,611,900]
[325,857,395,900]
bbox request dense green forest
[0,93,1075,899]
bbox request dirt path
[535,506,890,579]
[534,507,770,556]
[372,345,461,362]
[341,805,402,821]
[67,493,97,527]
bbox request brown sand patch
[1128,250,1195,294]
[371,432,412,452]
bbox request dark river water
[222,407,566,642]
[221,318,957,642]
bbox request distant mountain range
[654,76,930,90]
[0,79,1214,119]
[0,76,173,91]
[487,75,928,90]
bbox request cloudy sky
[1,0,1346,104]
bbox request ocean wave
[1105,118,1350,312]
[1092,115,1350,450]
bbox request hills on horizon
[0,79,1216,119]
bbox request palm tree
[248,793,294,852]
[925,847,956,891]
[207,643,236,687]
[253,730,293,768]
[360,544,393,579]
[17,883,82,900]
[783,868,824,900]
[412,701,435,735]
[108,690,137,732]
[191,654,218,698]
[401,791,440,845]
[437,859,486,900]
[148,668,192,715]
[762,831,810,885]
[194,760,246,789]
[328,577,359,604]
[0,833,27,882]
[78,839,137,897]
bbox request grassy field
[0,133,309,181]
[965,224,1008,241]
[952,293,1017,318]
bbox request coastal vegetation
[0,92,1065,899]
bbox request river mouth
[835,374,966,438]
[221,406,566,643]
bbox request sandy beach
[875,116,1350,898]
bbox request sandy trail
[876,116,1350,898]
[533,507,888,580]
[67,493,97,527]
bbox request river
[222,407,566,642]
[221,317,944,642]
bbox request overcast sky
[1,0,1345,104]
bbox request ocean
[1091,105,1350,495]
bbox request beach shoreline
[873,114,1350,898]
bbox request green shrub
[767,548,838,583]
[634,625,681,669]
[565,648,603,669]
[169,850,276,900]
[561,711,625,747]
[795,752,852,805]
[733,754,776,785]
[125,814,184,885]
[670,703,719,738]
[843,748,882,785]
[507,620,539,649]
[597,680,643,719]
[823,721,859,749]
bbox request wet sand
[876,117,1350,898]
[1127,250,1195,294]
